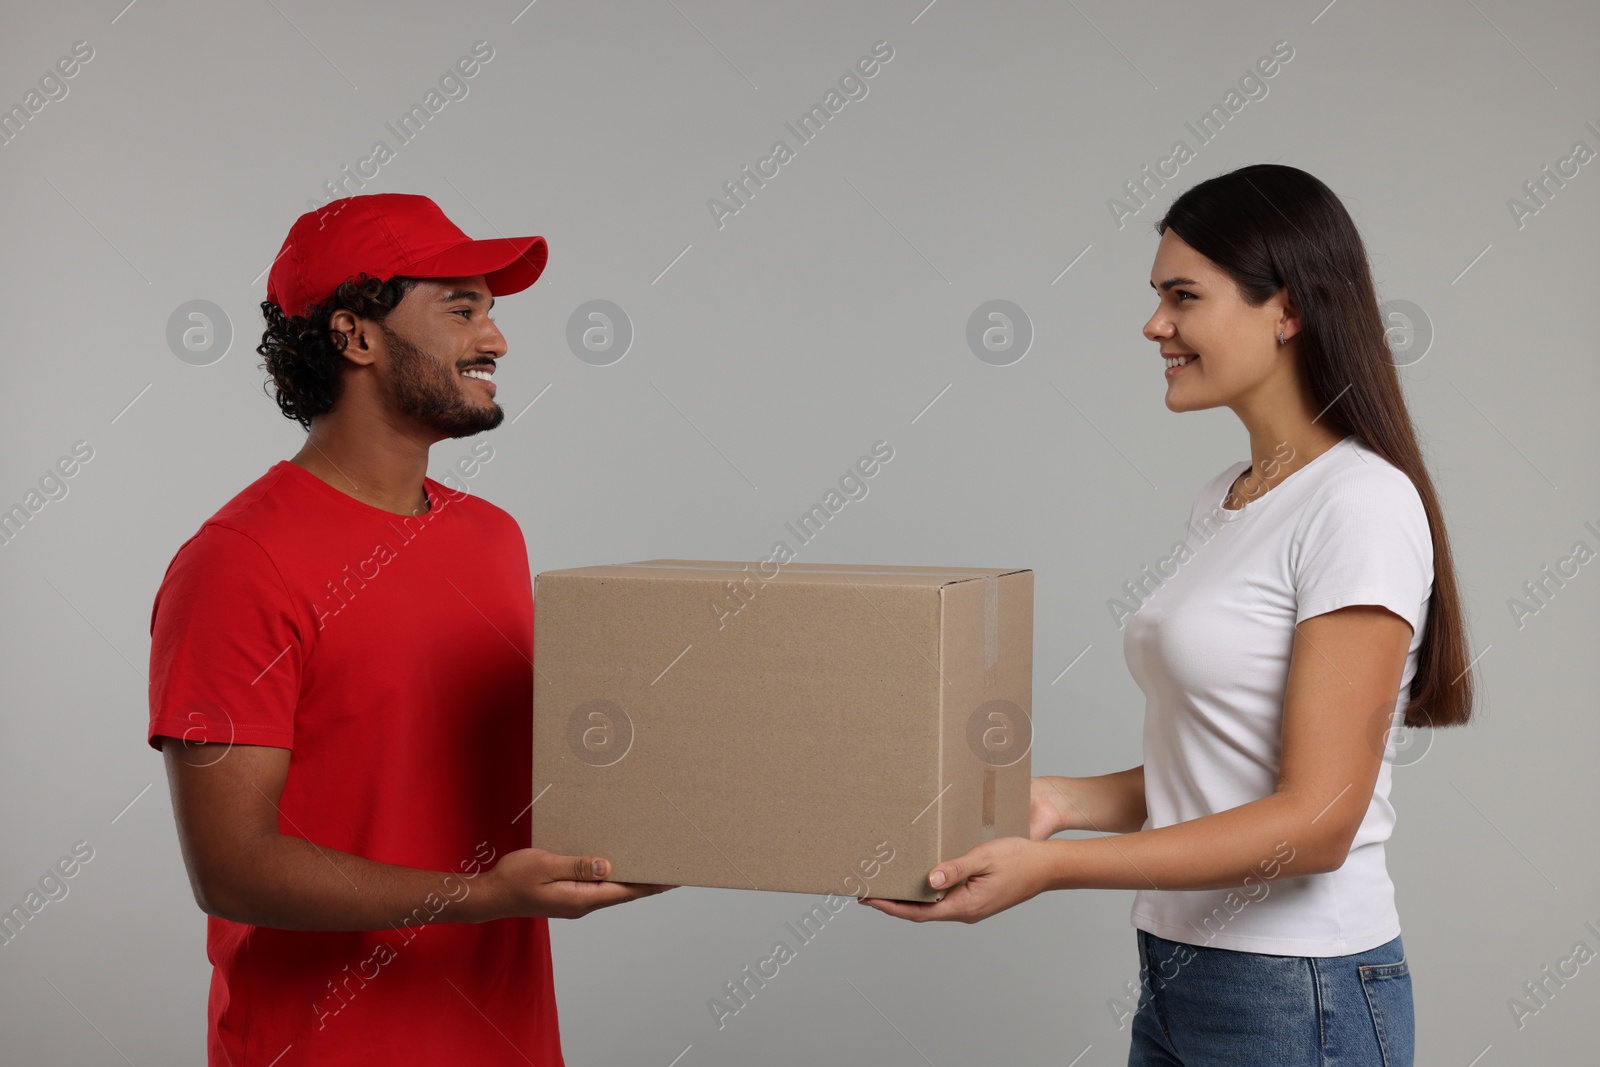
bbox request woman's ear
[1276,294,1302,347]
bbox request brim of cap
[397,235,548,298]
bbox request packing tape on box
[984,574,999,671]
[983,767,997,841]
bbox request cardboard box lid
[545,559,1029,588]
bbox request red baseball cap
[266,193,548,319]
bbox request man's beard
[379,321,503,437]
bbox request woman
[862,164,1475,1067]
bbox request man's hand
[160,737,674,930]
[857,837,1054,924]
[480,848,674,920]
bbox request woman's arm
[1030,767,1147,838]
[863,604,1412,921]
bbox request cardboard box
[530,560,1033,902]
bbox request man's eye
[454,309,473,318]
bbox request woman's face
[1142,230,1293,414]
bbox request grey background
[2,0,1596,1064]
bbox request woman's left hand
[857,837,1055,923]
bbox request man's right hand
[479,849,675,921]
[160,737,674,931]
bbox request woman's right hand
[1028,768,1148,839]
[1029,776,1075,841]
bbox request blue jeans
[1127,930,1414,1067]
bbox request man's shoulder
[180,463,324,556]
[430,483,523,538]
[157,464,306,587]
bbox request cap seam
[368,202,415,284]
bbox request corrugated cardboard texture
[531,560,1032,902]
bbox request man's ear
[328,309,379,368]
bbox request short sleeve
[147,524,304,751]
[1291,467,1434,634]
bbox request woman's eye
[1175,291,1195,302]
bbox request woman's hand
[1029,768,1149,837]
[1029,776,1073,840]
[857,837,1056,924]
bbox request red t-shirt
[147,460,563,1066]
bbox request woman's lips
[1164,354,1197,379]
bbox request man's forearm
[194,832,503,931]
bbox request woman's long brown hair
[1159,164,1474,729]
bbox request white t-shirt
[1123,434,1433,957]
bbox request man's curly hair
[257,273,420,429]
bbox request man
[148,193,667,1066]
